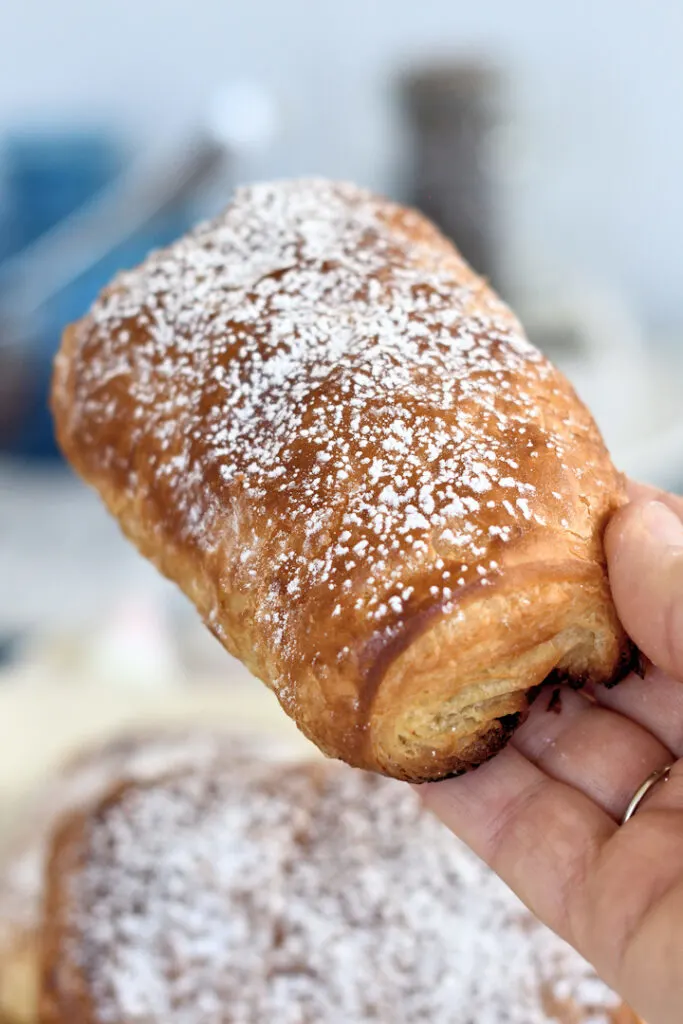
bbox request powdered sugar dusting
[63,762,623,1023]
[0,730,289,955]
[65,179,612,699]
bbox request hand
[420,482,683,1024]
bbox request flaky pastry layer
[52,179,632,780]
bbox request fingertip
[638,500,683,546]
[606,499,683,680]
[604,499,653,564]
[605,500,682,584]
[603,499,633,565]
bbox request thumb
[605,500,683,681]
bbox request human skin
[420,482,683,1024]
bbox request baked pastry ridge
[52,179,632,780]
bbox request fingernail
[637,501,683,548]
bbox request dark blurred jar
[399,60,504,286]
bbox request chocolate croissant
[52,179,632,781]
[39,746,637,1024]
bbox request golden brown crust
[0,932,37,1024]
[51,179,631,781]
[39,811,93,1024]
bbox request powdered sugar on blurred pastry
[0,729,287,1024]
[41,752,639,1023]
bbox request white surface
[0,464,174,632]
[0,1,682,323]
[0,668,312,825]
[207,82,278,153]
[519,294,683,490]
[583,356,683,490]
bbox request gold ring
[621,765,674,825]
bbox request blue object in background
[0,131,121,260]
[7,211,192,460]
[0,129,193,459]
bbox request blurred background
[1,0,682,777]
